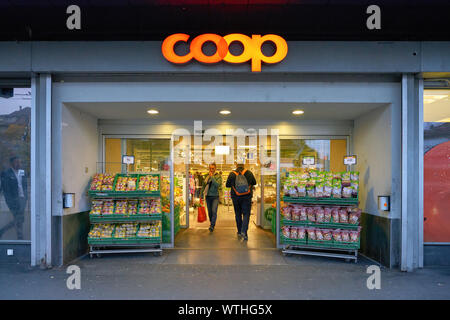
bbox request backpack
[232,169,251,196]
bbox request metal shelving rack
[281,196,360,262]
[88,173,163,258]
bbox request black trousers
[231,196,252,236]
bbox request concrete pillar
[30,73,52,267]
[401,74,424,271]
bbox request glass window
[0,88,31,240]
[280,139,347,172]
[423,89,450,243]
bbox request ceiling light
[215,146,230,155]
[147,109,159,114]
[219,109,231,115]
[292,110,304,115]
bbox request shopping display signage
[122,155,135,165]
[302,156,315,165]
[161,33,288,72]
[344,155,357,166]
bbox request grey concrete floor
[1,208,449,300]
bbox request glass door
[103,136,173,245]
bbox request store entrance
[173,134,277,249]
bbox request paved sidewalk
[1,248,449,300]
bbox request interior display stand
[281,196,360,263]
[88,173,163,258]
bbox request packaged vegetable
[282,205,292,220]
[298,227,306,240]
[341,230,350,242]
[315,207,325,223]
[306,185,315,197]
[350,228,361,242]
[297,184,306,197]
[339,208,348,224]
[315,228,324,241]
[323,207,331,223]
[290,227,298,239]
[307,227,316,240]
[351,181,359,197]
[351,171,360,181]
[349,208,361,225]
[332,229,342,242]
[299,206,307,221]
[282,226,291,238]
[306,207,315,222]
[323,183,332,198]
[315,183,324,198]
[342,186,353,198]
[322,229,332,241]
[331,207,340,222]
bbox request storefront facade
[0,39,449,271]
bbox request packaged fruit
[102,200,114,215]
[128,200,138,215]
[90,174,104,191]
[115,200,128,215]
[90,200,103,215]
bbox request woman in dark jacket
[201,163,222,232]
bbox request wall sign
[302,156,315,165]
[122,155,135,165]
[162,33,288,72]
[344,155,357,166]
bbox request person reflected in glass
[201,163,222,232]
[0,157,27,239]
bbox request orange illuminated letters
[161,33,288,72]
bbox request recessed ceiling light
[219,109,231,115]
[292,110,304,115]
[147,109,159,115]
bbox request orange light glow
[161,33,288,71]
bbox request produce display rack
[281,196,360,263]
[88,173,163,258]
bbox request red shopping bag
[198,200,207,223]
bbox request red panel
[424,141,450,242]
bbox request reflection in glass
[0,88,31,240]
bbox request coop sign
[161,33,288,72]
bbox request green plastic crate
[283,196,358,206]
[281,236,307,245]
[281,218,359,230]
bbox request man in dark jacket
[226,162,256,241]
[0,157,27,239]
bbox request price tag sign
[344,155,357,166]
[302,156,315,165]
[122,155,135,165]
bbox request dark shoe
[237,232,242,238]
[209,227,214,232]
[242,234,248,241]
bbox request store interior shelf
[89,214,162,223]
[283,196,358,206]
